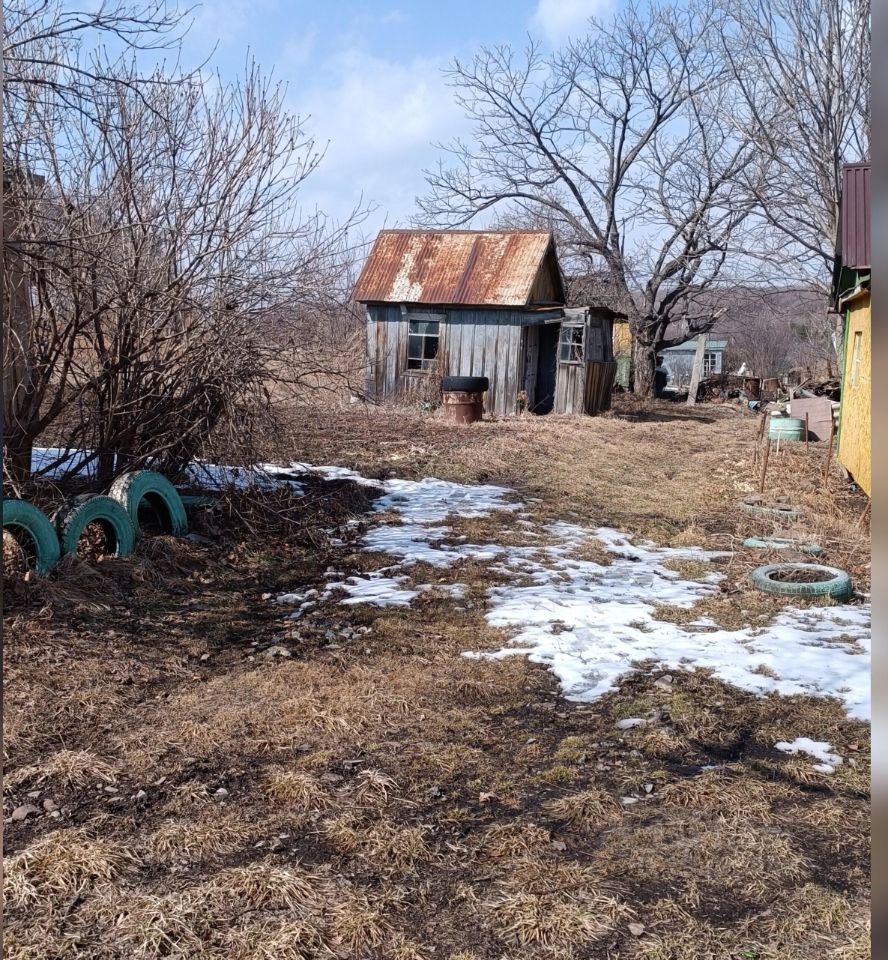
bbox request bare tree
[718,0,870,288]
[3,4,364,489]
[418,1,760,395]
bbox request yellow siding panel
[613,320,633,356]
[837,293,870,495]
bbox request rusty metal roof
[353,230,564,307]
[839,163,870,269]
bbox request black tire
[742,537,823,557]
[2,500,61,575]
[442,376,489,393]
[54,495,136,558]
[109,470,188,537]
[750,563,852,601]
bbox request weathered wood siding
[365,304,408,399]
[366,304,569,416]
[443,308,526,417]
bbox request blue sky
[183,0,615,230]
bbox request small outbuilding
[832,162,870,495]
[354,229,621,417]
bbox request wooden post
[753,410,768,467]
[804,413,810,454]
[823,416,836,482]
[758,436,771,494]
[685,334,707,406]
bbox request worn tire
[750,563,852,601]
[109,470,188,537]
[2,500,61,575]
[442,376,490,393]
[54,495,136,558]
[739,498,803,522]
[742,537,823,557]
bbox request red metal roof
[353,230,564,306]
[840,163,870,269]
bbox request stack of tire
[2,471,188,577]
[738,497,852,602]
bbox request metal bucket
[442,391,484,424]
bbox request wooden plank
[685,334,707,406]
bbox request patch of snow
[775,737,843,773]
[615,718,647,730]
[31,447,96,479]
[327,574,419,608]
[374,477,518,523]
[472,526,870,722]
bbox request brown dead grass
[4,398,869,959]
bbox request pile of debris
[695,374,782,404]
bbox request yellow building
[613,318,633,388]
[832,163,870,496]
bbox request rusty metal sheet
[353,230,561,307]
[789,396,834,441]
[840,163,870,269]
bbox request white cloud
[293,47,469,227]
[530,0,613,45]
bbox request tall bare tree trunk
[634,340,657,398]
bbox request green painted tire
[109,470,188,537]
[750,563,852,601]
[2,500,61,575]
[742,537,823,557]
[54,495,136,558]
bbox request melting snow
[263,463,870,721]
[775,737,844,773]
[327,574,419,608]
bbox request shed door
[534,323,559,414]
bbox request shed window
[703,351,718,376]
[559,325,584,364]
[406,317,440,371]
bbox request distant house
[354,230,624,417]
[832,162,870,495]
[657,339,728,389]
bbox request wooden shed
[354,229,621,417]
[832,163,870,495]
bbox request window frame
[405,311,443,374]
[850,331,863,387]
[702,351,718,376]
[558,323,585,365]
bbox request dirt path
[4,402,871,959]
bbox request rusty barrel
[441,376,489,424]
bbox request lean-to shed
[832,162,870,495]
[354,229,621,416]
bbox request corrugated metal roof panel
[353,230,563,306]
[840,163,870,269]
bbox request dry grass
[544,787,622,829]
[5,828,137,908]
[4,398,869,959]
